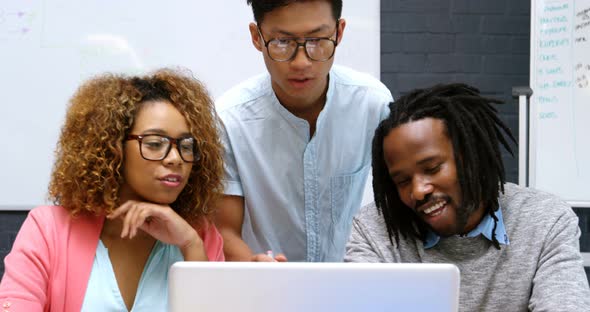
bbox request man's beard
[416,193,478,236]
[452,201,478,235]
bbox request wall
[0,0,380,210]
[381,0,528,182]
[0,213,27,275]
[0,0,588,284]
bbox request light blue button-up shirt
[218,65,392,262]
[81,240,182,311]
[424,206,510,249]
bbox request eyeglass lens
[140,135,196,162]
[268,38,335,61]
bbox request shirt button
[2,301,10,308]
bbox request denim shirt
[218,65,392,261]
[424,206,510,249]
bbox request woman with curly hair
[0,69,225,311]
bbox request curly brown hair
[48,68,224,222]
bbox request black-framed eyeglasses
[257,21,340,62]
[126,134,200,163]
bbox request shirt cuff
[223,180,243,196]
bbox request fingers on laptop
[251,253,288,262]
[274,253,288,262]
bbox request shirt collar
[423,205,510,249]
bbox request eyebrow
[141,128,192,137]
[141,128,166,134]
[417,156,440,166]
[389,156,440,179]
[273,24,332,37]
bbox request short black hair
[246,0,342,24]
[372,83,516,249]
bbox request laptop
[168,262,460,312]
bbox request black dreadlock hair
[372,83,516,250]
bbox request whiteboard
[0,0,380,209]
[530,0,590,207]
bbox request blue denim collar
[424,205,509,249]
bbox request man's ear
[249,22,263,52]
[336,18,346,45]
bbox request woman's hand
[107,200,207,260]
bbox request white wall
[0,0,380,209]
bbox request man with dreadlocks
[345,83,590,311]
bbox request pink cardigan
[0,205,224,312]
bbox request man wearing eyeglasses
[215,0,393,262]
